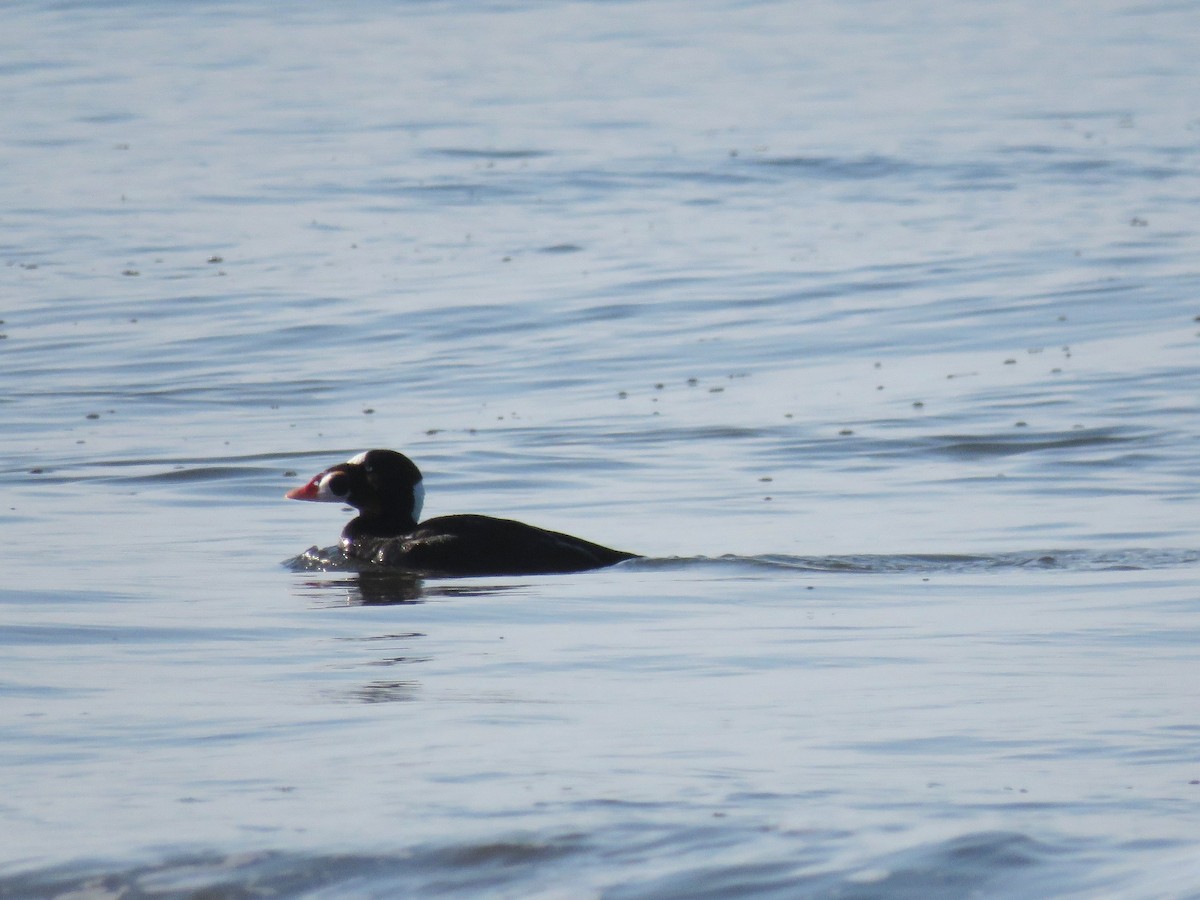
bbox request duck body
[345,513,637,575]
[286,449,639,577]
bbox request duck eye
[326,472,349,497]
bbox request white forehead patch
[346,451,370,465]
[411,480,425,523]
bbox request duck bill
[284,476,322,501]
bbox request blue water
[3,0,1200,896]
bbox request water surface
[3,0,1200,896]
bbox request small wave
[0,837,587,900]
[0,828,1138,899]
[623,548,1200,575]
[918,427,1142,461]
[424,147,549,160]
[122,465,265,484]
[287,546,1200,579]
[755,153,918,180]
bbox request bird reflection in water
[296,571,524,606]
[354,571,427,605]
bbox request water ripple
[288,546,1200,578]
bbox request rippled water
[3,0,1200,896]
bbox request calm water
[3,0,1200,896]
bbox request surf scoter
[285,449,639,576]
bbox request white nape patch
[346,450,370,465]
[411,480,425,523]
